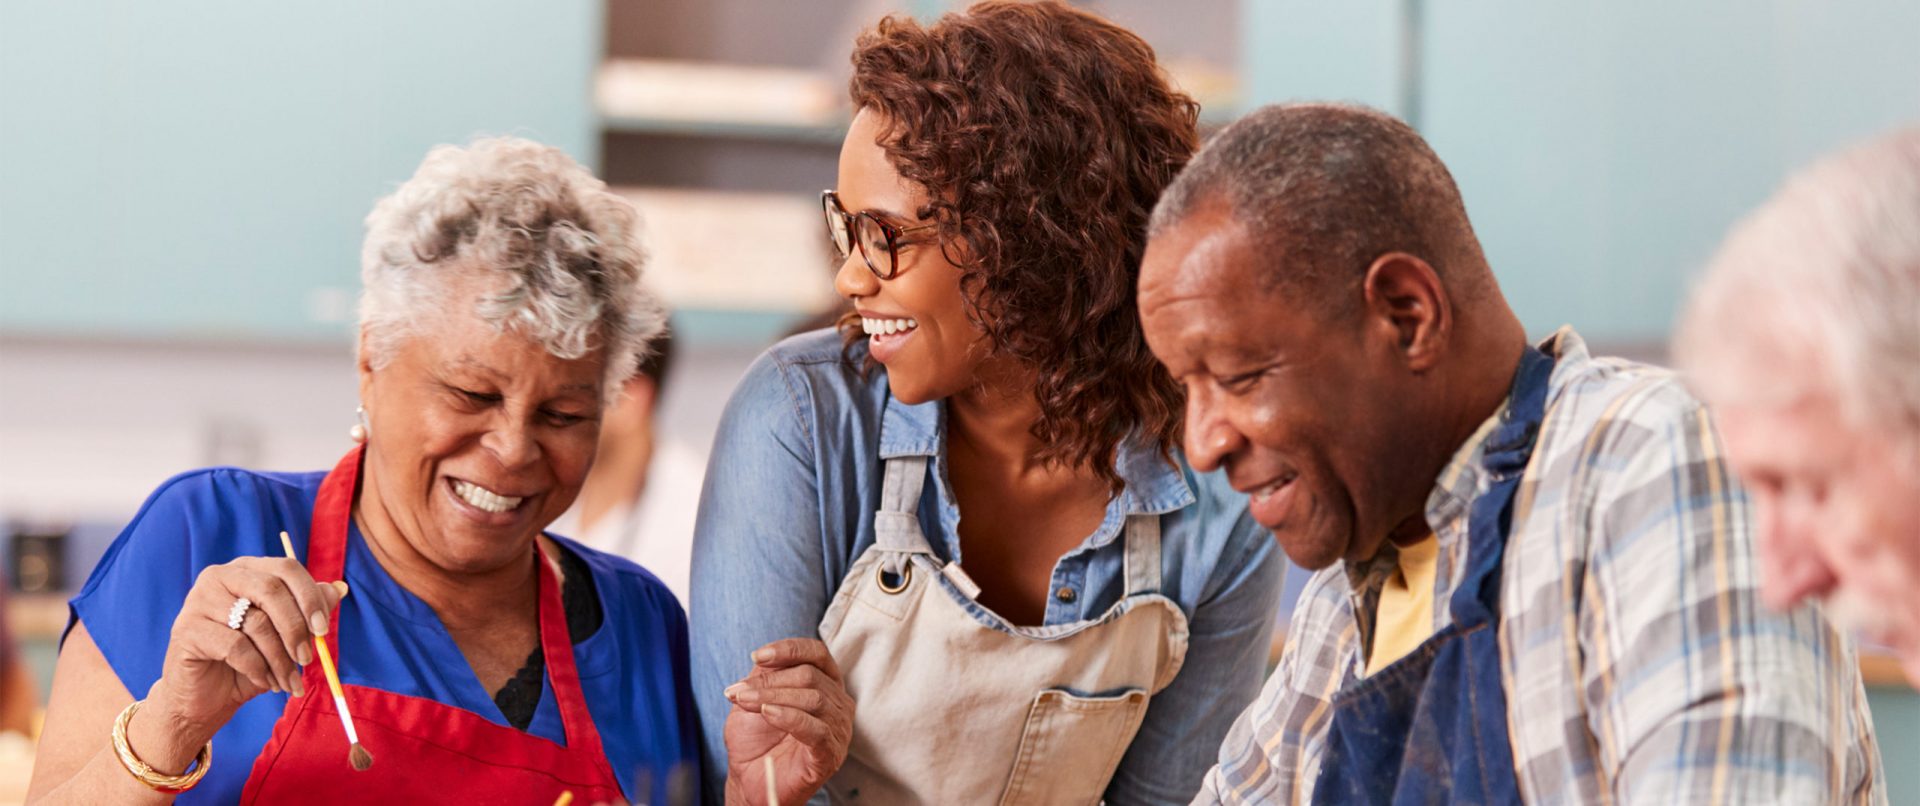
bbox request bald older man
[1138,103,1884,804]
[1676,128,1920,687]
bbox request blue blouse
[69,466,700,804]
[689,329,1286,805]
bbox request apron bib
[1310,347,1557,805]
[240,447,624,805]
[818,455,1190,806]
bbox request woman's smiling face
[832,108,993,405]
[356,270,605,574]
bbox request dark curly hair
[842,0,1199,490]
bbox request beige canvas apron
[817,455,1191,805]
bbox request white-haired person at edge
[27,137,699,805]
[1676,126,1920,688]
[1138,102,1885,804]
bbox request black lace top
[493,542,604,730]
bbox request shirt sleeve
[1577,392,1882,804]
[688,351,835,802]
[1193,565,1353,806]
[1106,512,1286,805]
[67,469,274,699]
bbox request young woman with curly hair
[690,3,1283,803]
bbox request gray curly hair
[1675,126,1920,444]
[358,136,664,398]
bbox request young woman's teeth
[453,480,522,513]
[1253,476,1296,505]
[862,317,918,336]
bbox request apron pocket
[997,687,1149,806]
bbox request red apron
[240,447,625,804]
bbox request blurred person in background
[27,136,697,805]
[692,3,1284,804]
[1139,103,1882,804]
[1,583,38,737]
[550,324,706,605]
[1675,126,1920,687]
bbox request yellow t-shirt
[1365,534,1441,676]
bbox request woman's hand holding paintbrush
[134,538,349,773]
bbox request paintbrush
[764,755,778,806]
[552,791,574,806]
[279,531,374,771]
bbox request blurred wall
[1247,0,1920,346]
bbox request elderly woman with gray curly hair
[27,137,698,805]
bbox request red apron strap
[306,446,362,663]
[307,445,362,583]
[533,540,607,760]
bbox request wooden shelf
[1861,651,1913,689]
[601,115,846,146]
[5,595,66,643]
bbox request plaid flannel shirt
[1196,328,1884,805]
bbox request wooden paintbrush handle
[277,531,351,701]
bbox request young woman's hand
[722,638,855,805]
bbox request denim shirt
[689,329,1284,805]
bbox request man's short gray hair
[358,136,665,397]
[1675,127,1920,439]
[1147,102,1489,312]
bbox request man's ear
[1359,252,1451,373]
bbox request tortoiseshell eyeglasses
[821,190,937,280]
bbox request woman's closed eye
[1217,368,1270,394]
[540,408,593,428]
[455,387,503,407]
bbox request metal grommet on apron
[875,562,912,594]
[817,455,1191,806]
[1308,346,1557,805]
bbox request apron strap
[307,446,362,584]
[305,447,363,661]
[874,456,938,559]
[532,540,608,761]
[1120,514,1163,597]
[1449,345,1556,628]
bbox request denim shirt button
[1055,586,1077,603]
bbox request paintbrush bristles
[349,742,374,771]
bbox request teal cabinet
[0,1,600,342]
[1241,0,1920,343]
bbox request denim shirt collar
[878,392,1195,518]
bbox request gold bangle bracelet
[112,699,213,794]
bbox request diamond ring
[227,597,253,630]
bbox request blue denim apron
[1310,346,1555,805]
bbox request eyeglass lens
[822,192,898,279]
